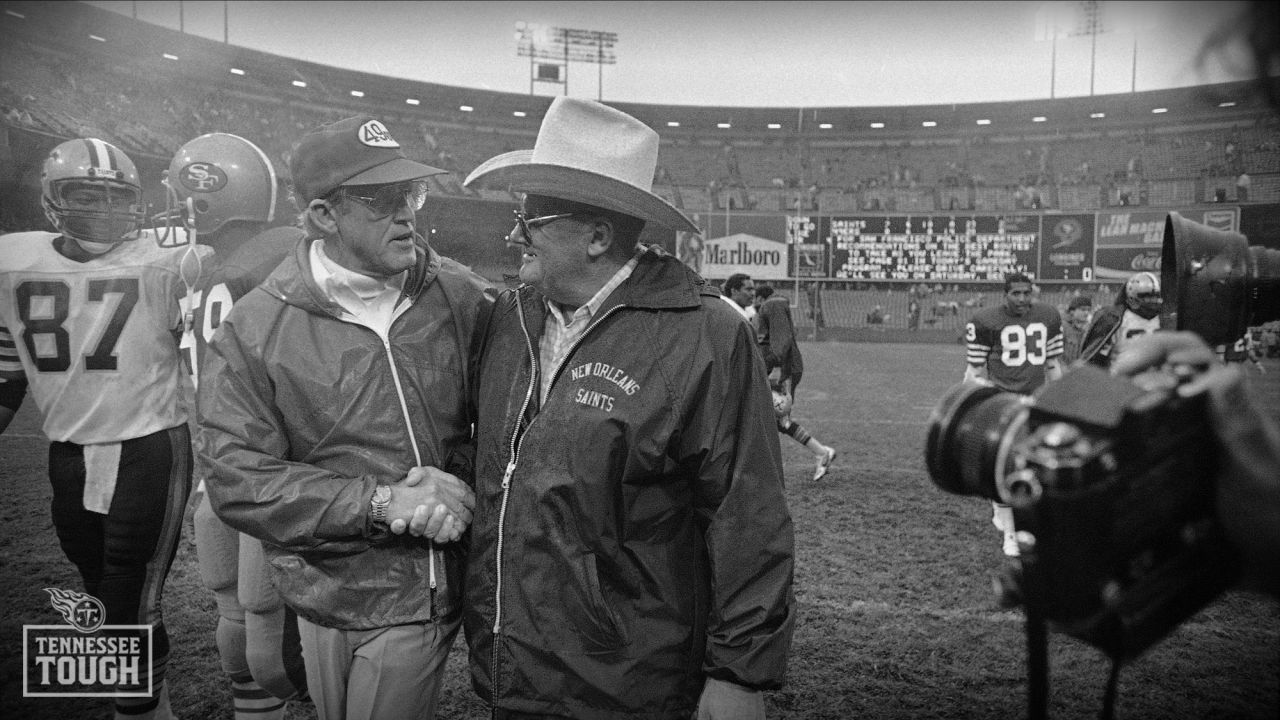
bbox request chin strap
[177,196,201,339]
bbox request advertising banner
[1093,208,1239,279]
[1038,213,1095,281]
[691,212,788,280]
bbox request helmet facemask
[1124,272,1162,319]
[43,177,145,251]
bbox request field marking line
[1,433,44,440]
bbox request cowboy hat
[464,97,700,234]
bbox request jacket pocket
[533,552,629,652]
[267,554,322,620]
[578,553,630,650]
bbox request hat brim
[344,157,447,187]
[465,150,700,234]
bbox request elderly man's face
[508,201,592,301]
[324,182,424,278]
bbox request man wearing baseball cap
[198,115,492,720]
[463,97,795,719]
[1061,294,1093,365]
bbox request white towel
[82,442,122,514]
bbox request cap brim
[343,157,447,187]
[465,151,700,234]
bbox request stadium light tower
[516,22,617,100]
[1036,1,1109,98]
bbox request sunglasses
[510,209,579,243]
[337,181,429,218]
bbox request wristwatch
[370,485,391,526]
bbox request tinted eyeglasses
[337,181,429,218]
[510,209,579,243]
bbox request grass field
[2,342,1278,720]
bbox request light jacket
[466,247,796,720]
[198,235,491,629]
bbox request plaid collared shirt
[539,251,640,405]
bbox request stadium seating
[4,0,1279,221]
[1,0,1276,337]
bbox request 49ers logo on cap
[359,120,400,148]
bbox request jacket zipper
[490,292,625,702]
[380,333,438,590]
[318,294,442,592]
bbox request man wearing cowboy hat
[198,115,491,720]
[462,97,795,719]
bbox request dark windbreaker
[466,247,796,720]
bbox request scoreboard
[722,207,1239,283]
[826,214,1040,281]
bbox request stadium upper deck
[2,0,1279,221]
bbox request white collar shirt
[539,250,640,405]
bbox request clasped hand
[384,466,475,543]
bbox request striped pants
[48,423,192,708]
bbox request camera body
[926,365,1239,659]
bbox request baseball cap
[1067,295,1093,311]
[289,116,445,208]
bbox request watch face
[375,485,391,503]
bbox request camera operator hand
[1112,332,1280,598]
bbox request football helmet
[1124,271,1162,319]
[41,138,145,251]
[164,132,277,236]
[772,389,793,419]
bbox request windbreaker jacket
[1080,305,1124,367]
[467,247,796,720]
[197,235,491,630]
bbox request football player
[1080,271,1162,369]
[754,284,838,481]
[963,272,1064,556]
[0,138,212,720]
[1221,328,1267,373]
[721,272,756,321]
[162,133,308,720]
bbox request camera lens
[1162,212,1280,346]
[925,382,1030,501]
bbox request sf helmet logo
[179,162,228,192]
[45,587,106,633]
[359,120,400,148]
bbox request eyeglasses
[338,181,429,218]
[511,210,579,243]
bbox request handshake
[380,466,475,544]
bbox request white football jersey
[0,231,211,443]
[1111,309,1161,360]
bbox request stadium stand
[2,0,1278,338]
